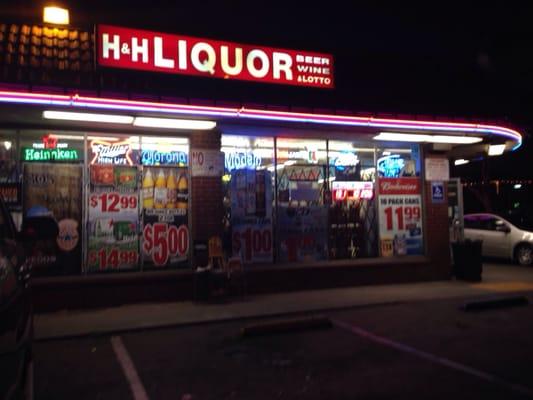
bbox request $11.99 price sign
[143,223,189,266]
[88,248,138,270]
[89,192,138,214]
[232,224,273,263]
[378,194,423,237]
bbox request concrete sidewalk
[34,264,533,341]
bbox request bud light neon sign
[377,154,405,178]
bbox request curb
[460,295,529,312]
[34,300,401,342]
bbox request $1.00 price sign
[88,248,138,270]
[89,192,138,215]
[232,224,273,263]
[143,223,189,266]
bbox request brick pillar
[190,130,223,267]
[423,155,452,279]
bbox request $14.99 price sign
[232,224,273,263]
[143,223,189,266]
[89,192,138,215]
[88,248,138,270]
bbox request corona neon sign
[141,149,188,165]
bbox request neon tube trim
[0,90,522,150]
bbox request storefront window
[139,136,190,269]
[328,141,378,259]
[87,134,141,272]
[276,138,328,262]
[20,130,84,276]
[0,131,21,225]
[221,135,274,264]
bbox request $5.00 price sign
[89,192,138,214]
[143,223,189,266]
[232,224,273,263]
[88,248,138,270]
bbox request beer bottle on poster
[142,168,154,209]
[154,169,167,209]
[166,169,177,209]
[176,173,188,209]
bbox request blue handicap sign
[431,182,444,203]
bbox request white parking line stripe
[111,336,150,400]
[332,318,533,398]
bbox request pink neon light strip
[0,90,522,149]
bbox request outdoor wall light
[3,141,12,150]
[454,159,469,166]
[514,184,522,189]
[43,6,70,25]
[133,117,216,130]
[488,144,506,156]
[374,132,482,144]
[43,111,134,124]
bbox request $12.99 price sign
[143,223,189,266]
[232,224,273,263]
[89,192,138,215]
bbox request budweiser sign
[97,25,334,88]
[378,178,421,195]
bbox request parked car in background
[0,196,33,400]
[464,213,533,265]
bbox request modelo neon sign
[225,151,261,171]
[141,149,188,165]
[97,25,334,88]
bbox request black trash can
[193,268,212,301]
[452,239,483,282]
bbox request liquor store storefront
[0,21,524,307]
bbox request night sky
[2,2,532,178]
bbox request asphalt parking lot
[34,286,533,399]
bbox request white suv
[464,213,533,265]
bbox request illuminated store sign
[97,25,334,88]
[23,147,79,162]
[90,140,133,165]
[377,155,405,178]
[332,152,359,170]
[24,134,79,161]
[225,151,262,171]
[141,149,188,166]
[332,181,374,201]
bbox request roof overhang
[0,90,523,157]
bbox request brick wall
[189,130,223,266]
[423,157,452,279]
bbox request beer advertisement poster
[141,167,190,268]
[230,169,273,263]
[23,163,83,275]
[87,165,140,271]
[377,178,423,256]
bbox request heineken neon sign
[23,147,79,161]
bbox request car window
[464,216,482,229]
[464,215,503,231]
[0,257,17,303]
